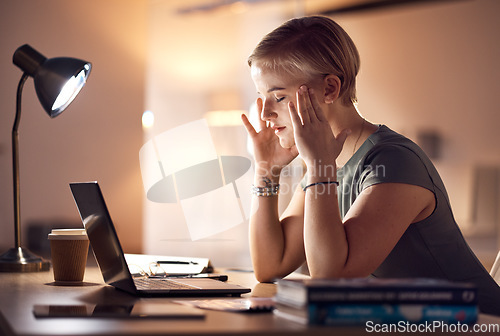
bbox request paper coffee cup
[48,229,89,282]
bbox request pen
[157,260,199,265]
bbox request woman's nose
[260,101,277,121]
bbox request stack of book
[274,277,478,326]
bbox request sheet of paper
[124,253,212,275]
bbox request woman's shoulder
[368,125,415,146]
[358,125,437,189]
[364,125,430,164]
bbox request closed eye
[275,97,286,103]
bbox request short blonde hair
[248,16,360,105]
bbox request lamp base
[0,247,50,272]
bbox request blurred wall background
[0,0,147,255]
[1,0,499,269]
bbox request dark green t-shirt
[307,125,500,315]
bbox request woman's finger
[256,98,268,130]
[296,85,312,125]
[308,88,326,122]
[288,101,303,129]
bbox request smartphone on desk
[33,302,205,319]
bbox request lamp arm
[12,73,28,248]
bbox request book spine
[305,303,478,326]
[276,286,477,306]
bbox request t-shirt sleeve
[358,144,435,194]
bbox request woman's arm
[249,181,307,282]
[241,100,307,282]
[304,181,435,278]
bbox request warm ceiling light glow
[142,110,155,128]
[230,1,248,14]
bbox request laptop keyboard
[134,278,199,290]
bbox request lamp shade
[13,44,91,117]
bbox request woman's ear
[323,75,341,104]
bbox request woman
[241,15,500,316]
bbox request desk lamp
[0,44,91,272]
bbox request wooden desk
[1,267,499,336]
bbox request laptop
[69,181,250,297]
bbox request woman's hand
[288,86,350,173]
[241,98,299,180]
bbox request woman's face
[251,64,319,149]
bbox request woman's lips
[273,126,286,134]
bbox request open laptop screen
[70,182,137,293]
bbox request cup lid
[48,229,88,240]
